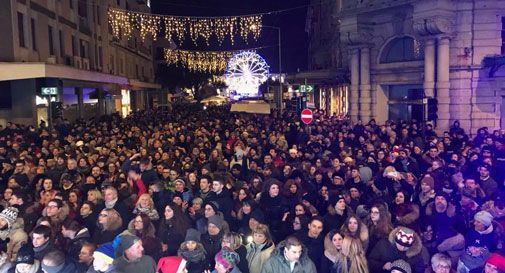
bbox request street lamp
[251,24,283,110]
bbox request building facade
[0,0,161,126]
[306,0,505,133]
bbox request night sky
[151,0,309,87]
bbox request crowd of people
[0,103,504,273]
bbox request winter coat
[178,243,208,273]
[436,233,465,266]
[259,194,287,242]
[323,207,348,234]
[92,227,121,246]
[295,231,324,273]
[235,245,250,273]
[67,228,91,262]
[0,252,12,273]
[53,259,79,273]
[3,218,28,262]
[246,241,275,273]
[114,254,156,273]
[7,259,44,273]
[157,219,186,256]
[368,227,427,273]
[208,188,234,223]
[260,240,317,273]
[201,233,223,269]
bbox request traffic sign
[301,108,313,124]
[300,85,314,93]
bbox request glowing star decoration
[225,52,269,99]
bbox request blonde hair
[340,236,369,273]
[101,208,123,231]
[88,189,103,204]
[222,232,243,251]
[252,224,273,244]
[135,193,154,209]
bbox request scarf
[179,245,206,262]
[34,241,50,253]
[105,198,118,209]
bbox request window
[48,26,55,55]
[96,5,101,25]
[59,30,64,57]
[380,36,424,63]
[501,17,505,55]
[78,0,87,17]
[116,0,120,6]
[31,18,37,50]
[69,0,73,9]
[79,39,88,58]
[71,35,76,56]
[109,54,115,73]
[18,12,25,47]
[98,46,103,67]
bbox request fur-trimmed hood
[387,227,422,258]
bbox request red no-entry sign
[301,108,313,124]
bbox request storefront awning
[129,79,161,90]
[286,69,349,85]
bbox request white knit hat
[0,207,18,228]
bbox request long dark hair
[158,202,191,237]
[133,213,152,238]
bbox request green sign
[300,85,314,93]
[41,87,58,95]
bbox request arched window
[380,36,424,63]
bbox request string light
[108,8,263,45]
[164,48,254,73]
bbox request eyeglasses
[99,213,108,217]
[371,211,380,214]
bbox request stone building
[0,0,162,126]
[305,0,505,133]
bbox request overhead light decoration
[108,8,263,45]
[225,51,269,99]
[164,48,251,73]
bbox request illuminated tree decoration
[108,8,262,45]
[164,49,243,73]
[225,51,269,99]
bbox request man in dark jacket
[32,225,55,261]
[208,178,233,224]
[261,236,316,273]
[368,226,427,273]
[295,217,324,273]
